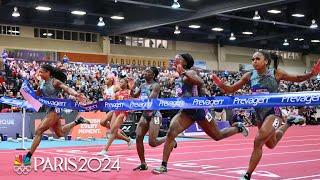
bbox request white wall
[176,41,218,70]
[219,46,254,71]
[279,59,306,74]
[0,26,103,54]
[0,36,103,54]
[0,25,317,73]
[306,53,320,68]
[110,40,218,70]
[111,44,175,57]
[218,45,311,73]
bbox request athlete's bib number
[154,117,160,125]
[206,112,213,122]
[272,118,280,129]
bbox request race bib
[154,116,160,125]
[272,118,280,129]
[205,112,213,122]
[252,88,270,95]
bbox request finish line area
[1,126,320,180]
[1,0,320,179]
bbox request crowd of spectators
[1,59,319,125]
[2,59,320,99]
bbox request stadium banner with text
[108,54,169,68]
[58,52,107,64]
[0,113,31,138]
[183,122,204,136]
[4,48,57,61]
[20,80,320,112]
[70,112,108,139]
[183,121,231,136]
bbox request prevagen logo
[233,97,270,106]
[13,155,32,175]
[84,104,98,111]
[104,101,125,109]
[158,99,185,108]
[38,98,67,107]
[281,94,320,105]
[129,100,152,109]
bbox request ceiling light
[283,39,289,46]
[310,19,318,29]
[253,11,261,20]
[174,25,181,34]
[43,33,53,37]
[189,24,200,29]
[294,38,304,41]
[35,6,51,11]
[71,10,86,16]
[229,33,236,41]
[311,40,320,43]
[212,27,224,32]
[242,31,253,35]
[267,9,281,14]
[292,13,305,18]
[97,17,105,27]
[8,30,20,34]
[171,0,180,9]
[12,7,20,17]
[110,15,125,20]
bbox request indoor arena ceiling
[1,0,320,54]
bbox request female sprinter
[212,51,320,179]
[97,76,132,156]
[97,74,132,155]
[153,53,248,174]
[23,64,90,165]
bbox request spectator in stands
[1,58,320,116]
[303,106,318,125]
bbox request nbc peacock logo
[13,154,32,175]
